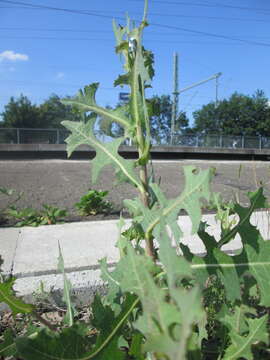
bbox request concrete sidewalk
[1,211,270,306]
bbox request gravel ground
[0,159,270,224]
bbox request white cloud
[56,72,65,79]
[0,50,29,62]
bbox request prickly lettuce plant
[1,1,270,359]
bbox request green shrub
[75,189,113,216]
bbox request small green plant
[6,204,67,227]
[75,189,113,216]
[41,204,67,225]
[0,187,23,225]
[6,206,42,227]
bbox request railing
[0,128,270,150]
[0,128,70,145]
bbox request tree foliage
[0,94,81,128]
[193,90,270,136]
[149,95,189,144]
[97,95,189,144]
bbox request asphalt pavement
[1,159,270,220]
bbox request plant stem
[139,163,155,260]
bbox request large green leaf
[16,324,93,360]
[124,166,213,241]
[102,240,204,360]
[0,329,17,357]
[219,307,268,360]
[16,295,138,360]
[0,278,34,315]
[61,83,131,133]
[180,188,270,305]
[218,187,267,248]
[62,118,143,191]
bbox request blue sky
[0,0,270,126]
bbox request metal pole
[56,129,60,144]
[171,52,179,145]
[215,76,219,108]
[17,128,20,144]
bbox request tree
[97,95,189,144]
[192,90,270,136]
[0,95,42,128]
[0,94,82,129]
[39,94,81,128]
[149,95,189,144]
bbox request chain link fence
[0,128,70,145]
[0,128,270,150]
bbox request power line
[1,0,270,48]
[0,79,115,89]
[0,0,124,20]
[2,27,270,40]
[0,35,266,46]
[2,6,270,24]
[148,22,270,48]
[129,0,270,15]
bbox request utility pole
[171,52,179,144]
[215,75,219,108]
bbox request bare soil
[0,159,270,226]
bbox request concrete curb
[1,211,269,307]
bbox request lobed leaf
[16,296,138,360]
[62,118,142,191]
[181,188,270,305]
[126,166,213,241]
[219,307,268,360]
[0,278,34,315]
[0,329,17,357]
[61,83,131,133]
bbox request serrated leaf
[16,325,93,360]
[61,83,131,132]
[180,188,270,305]
[16,296,138,360]
[0,329,17,357]
[62,119,142,191]
[218,187,267,248]
[129,332,144,360]
[220,309,268,360]
[155,228,205,358]
[135,166,212,241]
[106,240,203,360]
[0,278,34,315]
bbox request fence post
[219,135,222,148]
[241,136,245,148]
[196,136,199,147]
[56,129,60,144]
[259,136,262,150]
[16,128,20,144]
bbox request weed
[75,189,113,216]
[1,1,270,359]
[6,204,67,227]
[0,187,23,225]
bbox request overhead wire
[0,0,270,47]
[129,0,270,15]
